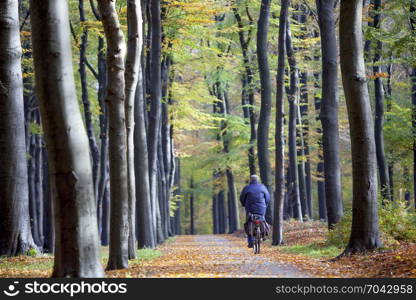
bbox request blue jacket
[239,180,270,215]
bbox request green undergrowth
[327,200,416,249]
[131,249,162,263]
[100,246,162,264]
[279,242,342,259]
[0,246,162,274]
[0,255,53,271]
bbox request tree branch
[89,0,102,21]
[85,58,99,80]
[20,10,30,32]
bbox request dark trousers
[245,211,257,245]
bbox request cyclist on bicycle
[239,174,270,248]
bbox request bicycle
[249,214,263,254]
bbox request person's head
[250,174,259,183]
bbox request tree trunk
[101,179,110,246]
[296,104,308,218]
[42,148,54,253]
[147,0,162,240]
[189,177,195,235]
[30,0,104,277]
[386,60,394,200]
[410,1,416,208]
[125,0,143,260]
[97,0,129,270]
[134,52,156,248]
[314,67,327,221]
[172,158,181,235]
[372,0,391,202]
[96,36,108,242]
[78,0,100,200]
[34,111,44,247]
[339,0,382,253]
[256,0,273,223]
[412,67,416,208]
[300,71,313,218]
[316,0,343,228]
[28,127,41,247]
[0,0,36,256]
[226,169,240,233]
[273,0,289,246]
[286,22,303,222]
[233,6,257,175]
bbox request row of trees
[0,0,181,277]
[1,0,416,277]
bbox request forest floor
[0,221,415,277]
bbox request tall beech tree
[30,0,104,276]
[372,0,391,202]
[233,5,257,175]
[78,0,100,200]
[147,0,164,243]
[273,0,289,246]
[340,0,381,253]
[125,0,142,260]
[256,0,273,223]
[316,0,343,228]
[0,0,36,257]
[286,20,303,222]
[134,9,156,249]
[97,0,129,270]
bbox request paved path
[129,234,310,278]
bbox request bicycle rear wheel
[255,227,261,254]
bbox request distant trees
[340,0,382,253]
[30,0,104,276]
[0,0,36,257]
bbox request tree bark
[30,0,104,277]
[339,0,382,253]
[97,0,129,270]
[0,0,36,256]
[273,0,289,246]
[316,0,343,228]
[256,0,273,223]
